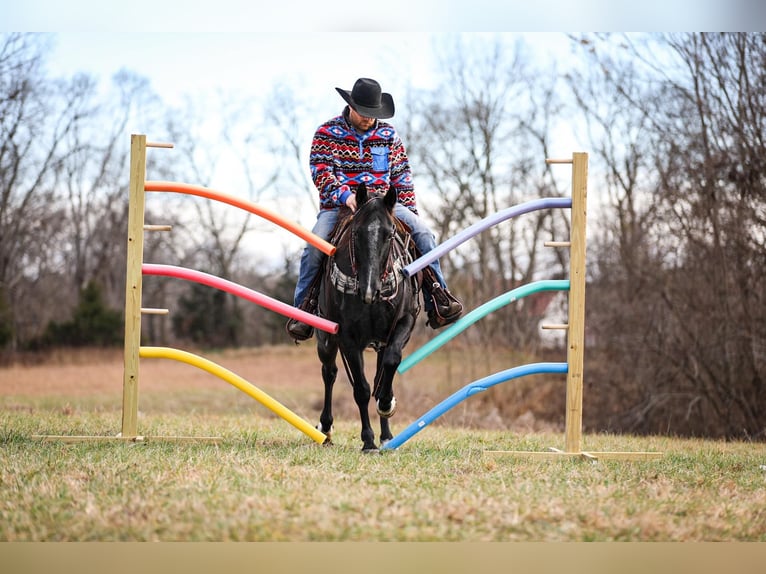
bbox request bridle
[329,198,408,302]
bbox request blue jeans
[293,205,447,312]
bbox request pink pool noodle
[142,263,338,334]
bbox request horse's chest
[337,302,397,342]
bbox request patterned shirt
[309,107,417,214]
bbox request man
[286,77,462,342]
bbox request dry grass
[2,345,765,542]
[0,343,564,432]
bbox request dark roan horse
[316,183,419,451]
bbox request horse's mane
[328,206,355,250]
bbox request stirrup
[425,284,463,329]
[286,317,314,342]
[426,308,461,330]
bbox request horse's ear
[384,185,397,212]
[356,182,369,206]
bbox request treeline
[403,33,765,439]
[570,34,765,440]
[1,33,763,440]
[0,33,302,355]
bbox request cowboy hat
[335,78,395,119]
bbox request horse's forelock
[352,193,393,227]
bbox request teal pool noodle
[381,362,569,450]
[398,279,570,374]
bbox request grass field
[1,345,765,542]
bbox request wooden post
[121,134,147,438]
[564,152,588,453]
[486,152,661,460]
[37,135,227,444]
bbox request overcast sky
[43,32,443,107]
[4,0,761,120]
[3,1,763,265]
[3,0,762,33]
[39,32,580,112]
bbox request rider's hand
[345,194,357,212]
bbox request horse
[315,183,420,451]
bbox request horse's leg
[343,349,377,451]
[375,351,394,444]
[317,335,338,445]
[375,316,416,446]
[375,345,401,445]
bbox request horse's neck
[329,210,353,245]
[328,210,355,273]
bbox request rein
[329,236,406,300]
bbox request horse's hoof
[317,423,333,444]
[376,397,397,418]
[362,445,380,454]
[322,437,333,446]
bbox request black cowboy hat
[335,78,395,119]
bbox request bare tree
[57,70,166,313]
[262,81,320,211]
[569,33,766,439]
[653,33,766,438]
[149,92,287,347]
[0,34,93,350]
[565,34,673,432]
[407,35,570,351]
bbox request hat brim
[335,87,395,119]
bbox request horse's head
[351,183,398,304]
